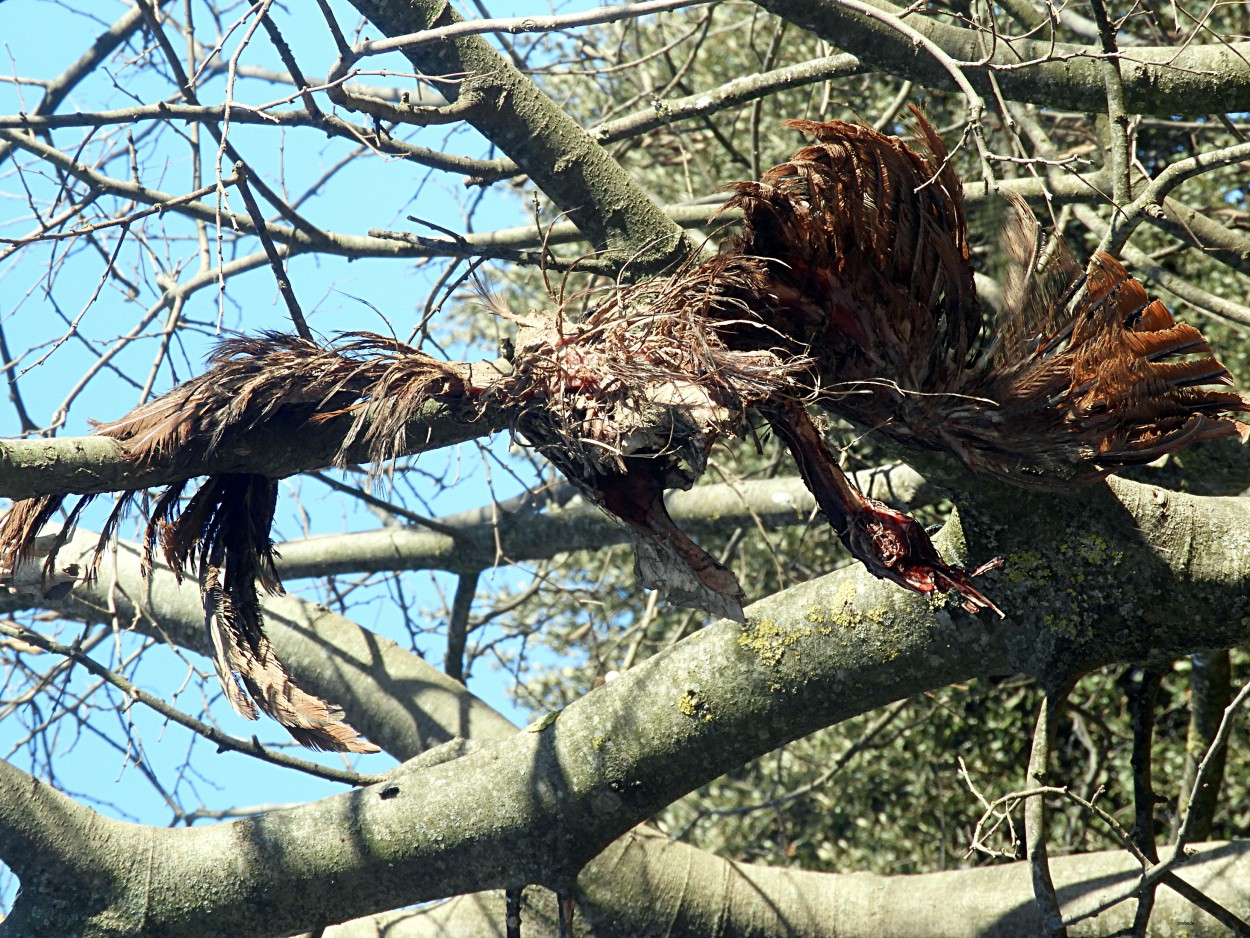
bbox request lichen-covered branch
[3,472,1250,934]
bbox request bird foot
[845,497,1004,617]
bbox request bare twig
[1175,678,1250,850]
[0,2,156,169]
[829,0,996,191]
[234,161,312,340]
[0,621,384,786]
[352,0,717,60]
[1102,140,1250,255]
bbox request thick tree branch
[323,838,1250,937]
[754,0,1250,115]
[0,397,501,501]
[342,0,694,270]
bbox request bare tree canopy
[1,1,1250,936]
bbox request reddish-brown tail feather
[717,113,1247,488]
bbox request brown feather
[711,112,1247,489]
[1,331,474,753]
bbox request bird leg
[762,399,1003,616]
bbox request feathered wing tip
[89,332,331,466]
[161,474,379,754]
[92,331,473,472]
[201,566,378,753]
[327,332,473,470]
[0,494,70,575]
[962,203,1250,483]
[1072,254,1250,462]
[2,331,478,754]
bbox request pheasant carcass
[1,113,1245,750]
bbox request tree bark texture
[2,473,1249,935]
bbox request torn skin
[599,456,747,622]
[762,399,1003,617]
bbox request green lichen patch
[1006,550,1051,584]
[1075,532,1123,567]
[525,710,561,732]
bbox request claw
[845,498,1004,617]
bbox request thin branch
[1179,650,1231,842]
[1124,667,1164,935]
[1102,139,1250,255]
[234,161,311,339]
[1088,0,1133,221]
[0,127,494,262]
[352,0,717,60]
[0,1,155,169]
[591,53,865,145]
[506,887,523,938]
[829,0,996,190]
[967,778,1250,935]
[344,0,693,268]
[1175,678,1250,850]
[0,172,241,247]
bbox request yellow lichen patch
[1006,550,1050,584]
[1040,610,1093,642]
[678,689,713,722]
[1076,533,1122,566]
[525,710,561,732]
[591,735,606,751]
[804,604,826,624]
[737,617,813,668]
[830,579,859,616]
[864,606,890,626]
